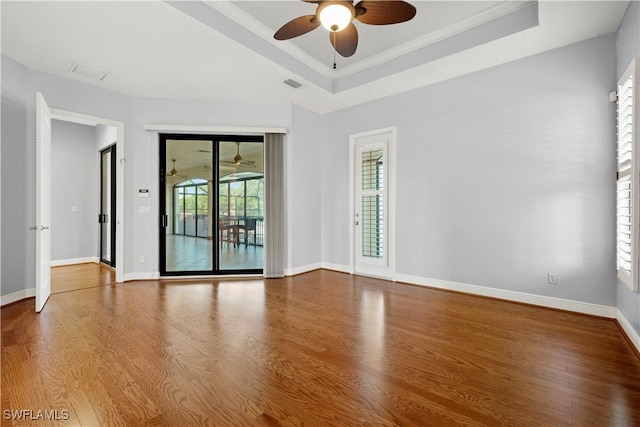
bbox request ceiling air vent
[283,79,302,89]
[69,62,110,81]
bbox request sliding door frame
[159,133,264,277]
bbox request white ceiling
[0,1,629,114]
[230,1,510,69]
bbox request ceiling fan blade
[354,1,416,25]
[274,15,320,40]
[330,23,358,57]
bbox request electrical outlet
[139,256,145,263]
[548,273,558,285]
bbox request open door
[35,92,52,312]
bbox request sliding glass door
[159,134,264,276]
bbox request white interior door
[352,129,395,279]
[35,92,52,312]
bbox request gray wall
[130,97,293,275]
[616,2,640,338]
[50,120,99,261]
[1,58,30,296]
[322,34,617,306]
[0,55,294,293]
[289,104,324,270]
[0,30,629,317]
[1,58,134,295]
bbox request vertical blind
[264,133,284,278]
[617,66,636,289]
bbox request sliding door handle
[161,214,168,227]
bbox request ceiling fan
[274,0,416,60]
[221,142,256,168]
[166,159,187,178]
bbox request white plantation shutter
[617,59,639,291]
[361,148,384,259]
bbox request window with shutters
[617,59,639,292]
[361,149,384,258]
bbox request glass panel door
[99,145,116,266]
[161,138,213,273]
[218,141,264,271]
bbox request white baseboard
[396,273,617,319]
[320,262,350,274]
[51,257,99,267]
[285,263,322,276]
[125,272,269,281]
[617,308,640,354]
[1,288,35,306]
[123,272,157,282]
[283,262,350,277]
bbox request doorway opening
[35,93,125,312]
[159,134,264,276]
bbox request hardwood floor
[2,269,640,426]
[51,263,115,294]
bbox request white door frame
[49,107,125,283]
[349,126,396,281]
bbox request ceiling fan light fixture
[318,2,354,32]
[170,159,178,177]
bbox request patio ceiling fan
[166,159,187,178]
[221,142,256,168]
[274,0,416,59]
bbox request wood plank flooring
[51,263,115,294]
[2,269,640,426]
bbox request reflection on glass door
[99,145,116,266]
[174,179,209,238]
[218,140,264,271]
[160,135,264,275]
[161,138,213,273]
